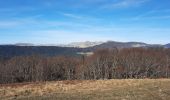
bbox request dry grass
[0,79,170,100]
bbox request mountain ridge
[0,41,169,58]
[1,41,169,48]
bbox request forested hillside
[0,48,170,84]
[0,45,83,58]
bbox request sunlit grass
[0,79,170,100]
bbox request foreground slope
[0,79,170,100]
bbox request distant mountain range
[61,41,168,49]
[0,41,169,58]
[13,42,104,48]
[12,41,167,48]
[63,41,170,49]
[89,41,149,49]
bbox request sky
[0,0,170,44]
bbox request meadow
[0,79,170,100]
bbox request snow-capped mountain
[63,41,104,48]
[15,43,34,46]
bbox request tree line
[0,47,170,84]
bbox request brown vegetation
[0,79,170,100]
[0,48,170,84]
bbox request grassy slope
[0,79,170,100]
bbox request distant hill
[165,43,170,48]
[0,45,82,58]
[0,41,169,58]
[88,41,149,49]
[15,43,34,46]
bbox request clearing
[0,79,170,100]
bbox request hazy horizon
[0,0,170,44]
[0,40,169,46]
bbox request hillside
[0,41,169,58]
[165,43,170,48]
[0,79,170,100]
[0,45,82,58]
[89,41,149,49]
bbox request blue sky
[0,0,170,44]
